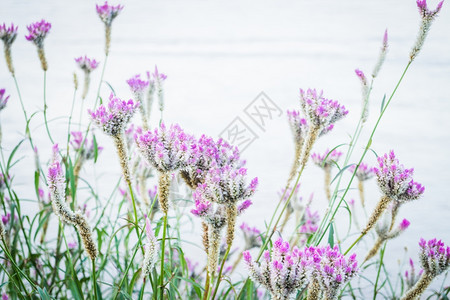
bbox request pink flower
[75,56,100,72]
[96,1,123,26]
[0,23,18,46]
[25,20,51,47]
[0,88,9,110]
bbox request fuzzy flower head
[349,162,375,181]
[25,20,51,48]
[75,56,99,73]
[181,135,244,188]
[89,93,139,136]
[405,258,424,289]
[287,110,309,145]
[0,23,18,46]
[47,144,65,201]
[308,245,359,299]
[416,0,444,19]
[127,74,149,98]
[135,123,195,173]
[96,1,123,26]
[418,238,450,276]
[299,207,320,235]
[240,222,262,249]
[374,150,425,202]
[0,89,9,111]
[190,193,227,230]
[299,89,348,134]
[243,237,310,299]
[152,65,167,83]
[311,149,343,169]
[142,217,159,278]
[70,131,103,160]
[198,165,258,205]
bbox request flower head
[418,238,450,276]
[181,135,244,188]
[142,217,159,278]
[96,1,123,26]
[0,89,9,111]
[0,23,18,46]
[75,56,99,72]
[135,123,195,173]
[374,150,425,202]
[349,162,375,181]
[25,20,51,48]
[416,0,444,19]
[311,149,343,169]
[152,65,167,82]
[89,93,139,136]
[299,88,348,134]
[243,237,310,299]
[307,245,359,299]
[127,74,149,97]
[197,165,258,205]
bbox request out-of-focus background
[1,0,449,295]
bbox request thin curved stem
[159,212,168,299]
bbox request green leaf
[380,94,386,113]
[328,223,334,248]
[37,287,52,300]
[330,164,356,184]
[93,134,99,163]
[6,139,24,171]
[128,268,142,296]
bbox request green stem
[373,243,387,300]
[92,259,98,300]
[211,245,232,300]
[159,212,168,299]
[43,71,54,143]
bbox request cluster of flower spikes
[418,238,450,277]
[243,237,310,300]
[181,135,244,189]
[349,162,375,181]
[240,222,262,250]
[70,131,103,161]
[299,88,348,135]
[311,149,343,169]
[307,245,359,299]
[374,150,425,203]
[25,19,51,47]
[75,55,99,72]
[96,1,123,26]
[0,23,18,46]
[299,207,320,235]
[135,122,196,173]
[89,93,139,137]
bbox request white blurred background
[1,0,449,296]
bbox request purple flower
[299,207,320,235]
[374,150,424,202]
[152,65,167,82]
[311,149,343,169]
[75,56,99,72]
[237,199,252,215]
[89,93,139,136]
[68,241,77,249]
[47,145,65,196]
[243,237,310,299]
[299,88,348,134]
[399,219,411,231]
[142,216,159,277]
[2,293,8,300]
[0,88,9,110]
[181,135,244,189]
[96,1,123,26]
[349,162,375,181]
[135,123,195,173]
[418,238,450,276]
[196,165,258,205]
[416,0,444,19]
[127,74,149,96]
[355,69,367,86]
[25,20,51,48]
[307,245,358,299]
[0,23,18,46]
[1,213,10,225]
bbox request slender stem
[159,212,168,299]
[373,243,387,300]
[92,259,98,300]
[211,244,232,299]
[43,71,54,143]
